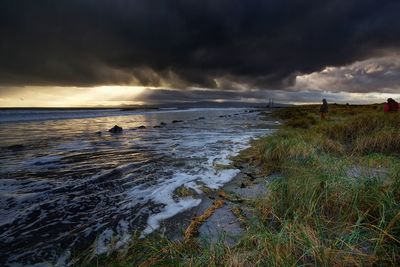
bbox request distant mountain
[122,101,290,110]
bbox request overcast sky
[1,0,400,107]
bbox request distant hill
[122,101,290,110]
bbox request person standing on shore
[320,99,328,120]
[384,98,399,113]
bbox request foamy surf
[0,108,277,266]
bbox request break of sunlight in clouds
[293,53,400,94]
[0,86,146,107]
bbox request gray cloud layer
[1,0,400,92]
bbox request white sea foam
[138,132,255,237]
[1,107,275,266]
[95,229,114,254]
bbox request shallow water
[0,108,276,265]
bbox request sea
[0,107,277,266]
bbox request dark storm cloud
[1,0,400,90]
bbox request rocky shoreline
[155,110,280,246]
[159,161,280,246]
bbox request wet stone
[230,183,267,199]
[198,205,244,247]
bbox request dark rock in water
[138,125,146,129]
[109,125,123,133]
[218,115,225,118]
[198,117,205,120]
[95,131,102,135]
[7,144,24,151]
[172,120,183,123]
[154,122,167,128]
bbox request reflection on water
[0,108,276,265]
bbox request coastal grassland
[80,104,400,266]
[236,104,400,266]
